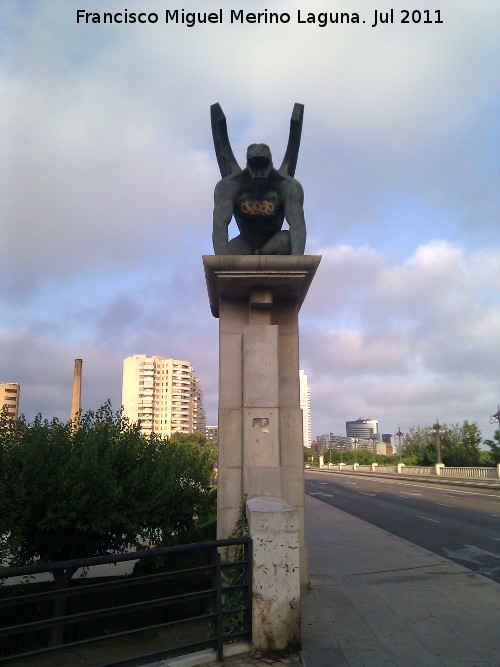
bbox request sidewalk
[161,494,500,667]
[300,494,500,667]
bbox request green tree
[402,426,430,464]
[169,431,210,447]
[375,454,400,465]
[0,403,215,643]
[479,450,495,467]
[402,421,482,466]
[338,448,373,465]
[304,447,319,466]
[483,429,500,465]
[443,421,481,466]
[321,447,341,464]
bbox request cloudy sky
[1,0,499,442]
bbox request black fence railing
[0,537,252,666]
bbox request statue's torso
[232,171,286,241]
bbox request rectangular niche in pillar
[243,407,281,498]
[243,408,279,467]
[243,325,278,408]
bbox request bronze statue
[211,103,306,255]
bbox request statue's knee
[260,231,291,255]
[228,236,255,255]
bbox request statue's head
[246,144,273,181]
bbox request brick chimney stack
[70,359,83,429]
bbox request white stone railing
[439,466,498,478]
[403,466,434,475]
[316,462,500,479]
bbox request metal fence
[0,537,252,666]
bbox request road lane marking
[307,471,500,498]
[358,492,376,496]
[436,503,454,508]
[418,516,440,523]
[445,544,500,563]
[399,491,422,496]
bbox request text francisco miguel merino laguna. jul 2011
[76,8,444,28]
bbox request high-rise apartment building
[0,383,20,419]
[299,370,311,448]
[205,425,218,445]
[122,355,206,438]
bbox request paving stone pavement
[217,652,302,665]
[300,494,500,667]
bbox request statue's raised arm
[210,103,307,256]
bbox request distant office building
[318,433,353,451]
[205,425,218,445]
[311,436,322,452]
[346,418,379,440]
[382,434,395,456]
[299,370,311,448]
[0,383,20,419]
[356,438,378,452]
[122,355,206,438]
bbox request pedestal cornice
[202,255,321,318]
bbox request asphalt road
[305,470,500,584]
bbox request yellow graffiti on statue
[240,200,275,216]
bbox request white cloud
[301,241,500,436]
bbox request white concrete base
[246,497,301,652]
[148,642,252,667]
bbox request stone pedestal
[203,255,321,589]
[246,497,300,652]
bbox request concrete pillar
[246,497,300,652]
[203,255,320,590]
[397,463,405,473]
[435,462,445,475]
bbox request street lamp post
[396,427,404,461]
[432,419,443,464]
[370,433,378,462]
[490,406,500,426]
